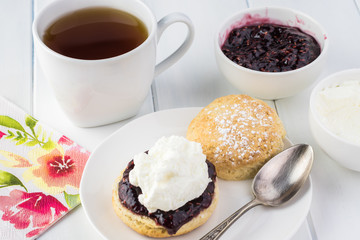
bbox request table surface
[1,0,360,239]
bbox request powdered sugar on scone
[210,96,282,165]
[187,94,286,180]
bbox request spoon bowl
[201,144,313,240]
[253,144,313,206]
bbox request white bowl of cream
[309,69,360,171]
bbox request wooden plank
[30,0,328,239]
[249,0,360,239]
[145,0,250,109]
[0,0,32,113]
[147,0,308,237]
[33,1,154,239]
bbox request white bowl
[309,69,360,171]
[215,7,328,100]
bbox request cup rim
[309,68,360,148]
[32,0,157,63]
[214,6,329,75]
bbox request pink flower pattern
[0,190,68,238]
[23,139,90,194]
[58,135,74,146]
[0,105,90,238]
[0,131,6,139]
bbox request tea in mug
[42,7,148,60]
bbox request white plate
[80,107,312,240]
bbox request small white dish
[309,69,360,171]
[80,107,312,240]
[215,6,328,100]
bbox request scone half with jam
[112,136,218,237]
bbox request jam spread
[221,23,321,72]
[118,159,216,235]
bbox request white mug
[33,0,194,127]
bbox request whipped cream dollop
[316,80,360,145]
[129,135,210,213]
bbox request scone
[112,136,218,238]
[187,94,286,180]
[112,161,218,238]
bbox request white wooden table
[1,0,360,239]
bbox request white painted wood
[0,0,32,113]
[292,220,313,240]
[145,0,251,110]
[32,1,311,239]
[33,1,154,239]
[143,1,310,240]
[250,0,360,239]
[11,0,360,238]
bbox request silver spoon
[200,144,313,240]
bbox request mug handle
[155,13,194,77]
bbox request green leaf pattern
[0,113,83,209]
[64,192,81,208]
[0,170,27,192]
[25,115,37,129]
[0,114,55,150]
[0,115,25,132]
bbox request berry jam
[118,159,216,235]
[221,23,321,72]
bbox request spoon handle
[200,198,261,240]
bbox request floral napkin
[0,96,90,239]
